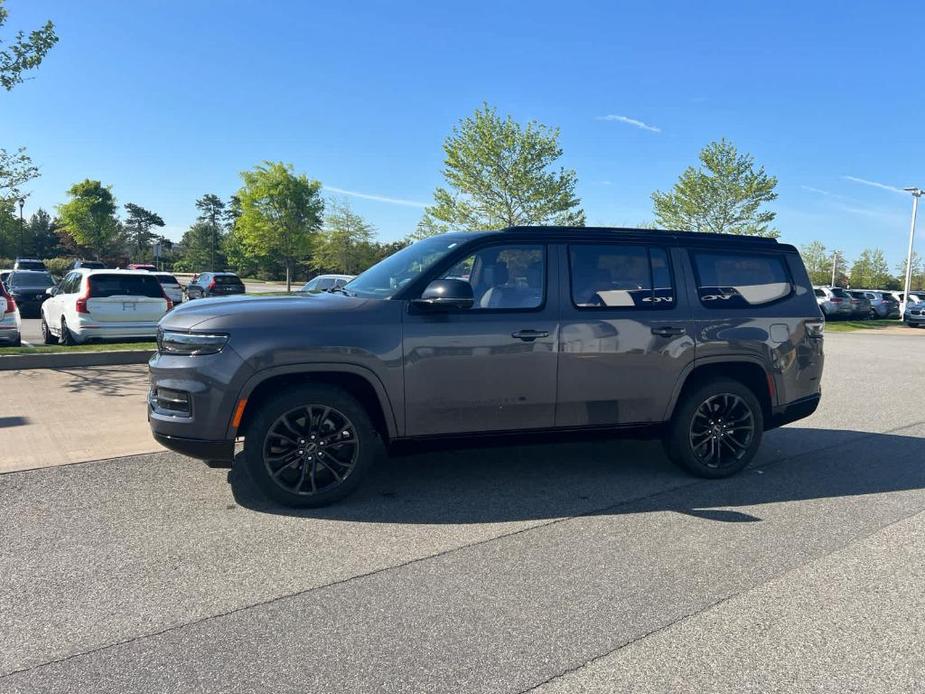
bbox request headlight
[157,329,228,356]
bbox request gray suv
[148,227,825,507]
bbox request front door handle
[651,326,686,337]
[512,329,549,342]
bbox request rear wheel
[243,384,382,507]
[664,378,764,478]
[59,318,76,346]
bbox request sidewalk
[0,365,160,474]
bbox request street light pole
[17,197,25,258]
[901,187,922,318]
[830,250,839,287]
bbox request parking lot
[1,331,924,692]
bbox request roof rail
[501,225,780,245]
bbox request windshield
[345,235,468,299]
[10,272,54,289]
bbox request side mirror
[46,287,58,297]
[413,279,474,310]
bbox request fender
[225,362,400,440]
[662,353,776,422]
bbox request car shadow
[228,424,925,525]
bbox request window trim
[688,248,795,310]
[566,242,677,312]
[414,240,549,314]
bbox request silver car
[153,272,184,306]
[851,290,900,319]
[814,286,853,319]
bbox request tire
[59,318,76,346]
[41,316,56,345]
[663,378,764,478]
[243,384,382,507]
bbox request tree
[897,251,925,291]
[0,0,58,91]
[194,193,226,272]
[123,203,164,262]
[56,179,119,260]
[313,200,377,274]
[800,241,834,286]
[848,248,892,289]
[0,147,38,204]
[235,162,324,291]
[419,103,584,235]
[25,207,61,258]
[174,221,222,272]
[652,139,779,237]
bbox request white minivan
[41,269,172,345]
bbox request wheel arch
[230,364,398,442]
[664,357,775,426]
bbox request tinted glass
[317,278,336,290]
[88,274,165,298]
[16,260,45,270]
[814,288,826,297]
[442,244,544,309]
[9,272,54,289]
[214,275,243,285]
[830,288,850,298]
[693,252,791,308]
[569,245,674,309]
[347,235,467,299]
[78,261,105,270]
[156,275,179,285]
[61,273,80,294]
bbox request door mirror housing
[413,279,474,310]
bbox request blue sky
[2,0,922,268]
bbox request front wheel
[664,378,764,478]
[243,384,382,507]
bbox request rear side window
[569,244,674,309]
[814,288,826,297]
[156,275,179,285]
[88,274,165,298]
[692,251,792,308]
[830,288,850,299]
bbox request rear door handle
[512,329,549,342]
[651,326,686,337]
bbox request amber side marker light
[232,399,248,429]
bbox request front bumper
[152,431,235,461]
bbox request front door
[402,242,559,437]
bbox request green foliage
[173,221,223,272]
[0,147,38,204]
[235,162,324,291]
[652,139,779,237]
[421,103,584,233]
[0,0,59,91]
[123,202,164,262]
[313,200,376,274]
[43,256,71,278]
[56,179,120,260]
[800,241,835,286]
[195,193,226,272]
[848,248,893,289]
[897,251,925,291]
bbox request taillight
[2,295,15,314]
[830,298,842,303]
[162,289,174,311]
[75,281,90,314]
[806,321,825,339]
[207,278,216,291]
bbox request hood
[160,292,383,332]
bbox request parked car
[299,274,355,293]
[67,259,106,271]
[41,269,172,345]
[0,269,11,288]
[850,290,899,319]
[814,286,853,319]
[127,263,157,271]
[845,291,870,319]
[4,270,56,318]
[184,272,246,300]
[153,272,183,305]
[0,281,21,346]
[149,226,825,508]
[905,303,925,327]
[887,291,925,305]
[13,258,46,271]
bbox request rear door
[85,274,167,323]
[555,242,694,426]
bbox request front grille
[150,387,191,416]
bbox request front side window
[440,244,545,310]
[692,251,792,308]
[569,244,674,309]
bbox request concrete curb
[0,349,154,371]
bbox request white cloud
[323,186,428,208]
[841,176,905,195]
[596,114,661,133]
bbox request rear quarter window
[692,251,792,308]
[88,275,165,298]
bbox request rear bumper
[152,431,235,461]
[770,393,821,429]
[73,320,159,340]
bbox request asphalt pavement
[1,333,924,693]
